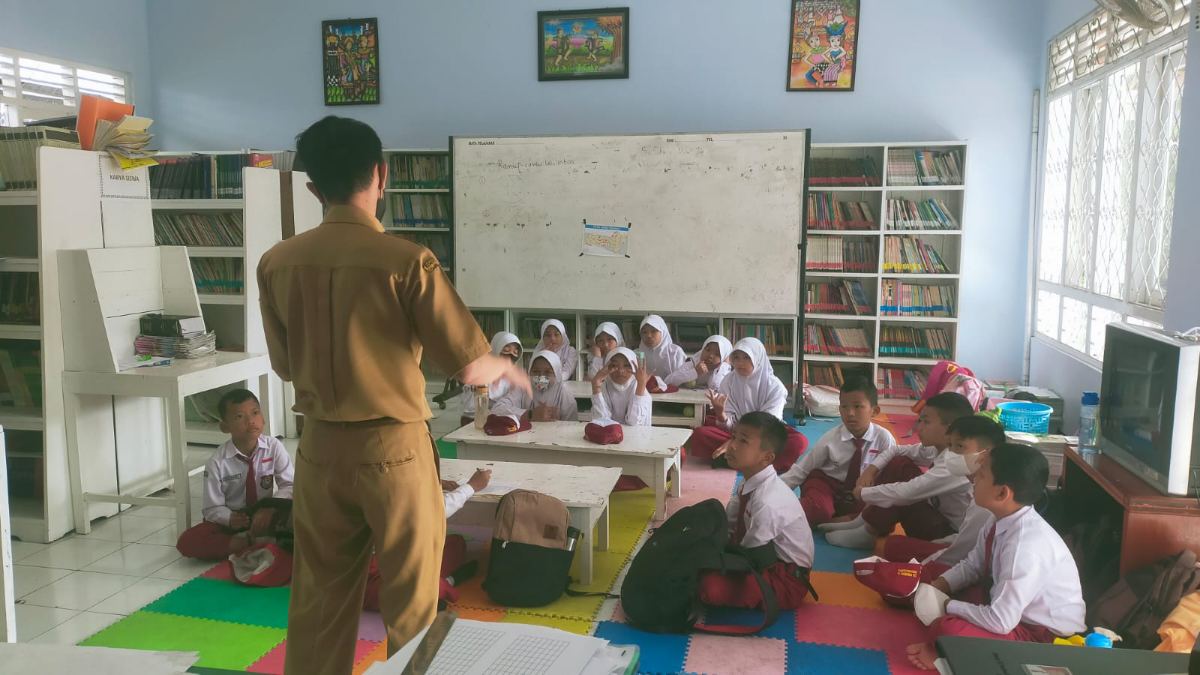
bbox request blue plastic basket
[997,401,1053,434]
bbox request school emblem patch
[260,475,274,491]
[422,257,439,272]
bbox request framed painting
[538,8,629,81]
[322,18,380,105]
[787,0,859,91]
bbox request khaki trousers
[284,419,445,675]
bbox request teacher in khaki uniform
[258,116,529,675]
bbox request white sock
[817,514,865,533]
[825,524,877,550]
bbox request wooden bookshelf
[803,142,966,402]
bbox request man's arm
[256,259,291,381]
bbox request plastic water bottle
[1079,391,1100,465]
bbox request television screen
[1100,327,1180,479]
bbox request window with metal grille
[1034,2,1191,363]
[0,47,129,126]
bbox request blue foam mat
[594,620,689,675]
[787,641,891,675]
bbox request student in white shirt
[906,443,1086,671]
[824,392,976,550]
[586,321,626,379]
[699,411,816,610]
[781,378,897,526]
[534,318,579,380]
[176,389,294,560]
[492,349,579,422]
[589,347,652,426]
[664,334,733,391]
[638,314,686,390]
[460,331,522,425]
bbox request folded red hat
[484,414,531,436]
[853,556,923,600]
[231,542,293,587]
[647,377,679,394]
[584,420,624,444]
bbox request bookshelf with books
[383,149,455,281]
[803,142,966,403]
[150,156,284,443]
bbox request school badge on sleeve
[423,257,440,272]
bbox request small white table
[440,458,620,585]
[564,380,709,428]
[63,352,273,535]
[445,421,689,521]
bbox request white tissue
[913,583,950,626]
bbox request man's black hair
[295,116,384,203]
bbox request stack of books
[389,193,451,227]
[135,331,217,359]
[807,193,876,230]
[388,155,450,189]
[886,197,959,230]
[149,153,274,199]
[878,367,929,399]
[189,259,244,295]
[805,280,872,315]
[878,326,953,359]
[887,149,964,186]
[803,361,871,389]
[880,280,955,317]
[730,322,793,356]
[804,324,872,357]
[808,157,881,186]
[0,126,80,190]
[883,236,951,274]
[153,212,245,247]
[806,237,877,272]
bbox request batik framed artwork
[538,8,629,81]
[322,18,380,105]
[787,0,859,91]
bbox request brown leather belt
[308,417,401,429]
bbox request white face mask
[532,375,551,391]
[945,451,971,477]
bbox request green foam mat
[146,577,292,628]
[81,611,285,671]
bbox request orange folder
[76,94,134,150]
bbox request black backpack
[483,490,581,607]
[620,498,815,635]
[1088,550,1200,649]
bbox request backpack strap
[692,549,782,636]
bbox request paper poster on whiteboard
[581,221,630,257]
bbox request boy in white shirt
[781,378,897,526]
[906,443,1086,670]
[176,389,294,560]
[824,392,976,550]
[699,412,816,610]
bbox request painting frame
[537,8,630,82]
[786,0,860,92]
[322,17,381,106]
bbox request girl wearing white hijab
[534,319,579,381]
[638,315,687,386]
[664,335,733,390]
[460,331,522,425]
[684,337,807,473]
[586,321,627,379]
[493,350,579,422]
[590,347,652,426]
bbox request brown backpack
[1089,550,1200,649]
[483,490,580,607]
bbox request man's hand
[250,507,275,537]
[467,468,492,491]
[229,511,251,531]
[458,353,532,395]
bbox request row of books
[389,194,451,227]
[730,322,793,356]
[805,280,871,316]
[189,259,244,295]
[149,153,274,199]
[0,126,80,190]
[472,312,507,338]
[0,344,42,407]
[153,212,245,247]
[388,154,450,189]
[809,156,881,186]
[878,326,953,359]
[803,361,871,389]
[882,236,951,274]
[887,149,964,186]
[392,232,451,268]
[803,324,871,357]
[807,193,876,231]
[806,237,877,273]
[0,272,39,325]
[880,280,956,317]
[885,197,959,230]
[878,367,929,399]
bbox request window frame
[0,46,132,125]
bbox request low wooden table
[564,380,708,427]
[440,458,621,584]
[445,421,689,520]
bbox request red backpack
[913,361,986,413]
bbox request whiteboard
[453,131,808,315]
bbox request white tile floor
[9,385,468,643]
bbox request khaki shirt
[257,205,489,422]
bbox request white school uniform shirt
[925,503,990,566]
[716,337,788,429]
[729,467,815,568]
[590,347,652,426]
[638,315,687,380]
[202,435,295,527]
[494,350,579,421]
[943,505,1086,636]
[586,322,626,380]
[860,442,973,529]
[664,335,733,390]
[443,484,475,519]
[461,331,522,418]
[781,422,897,489]
[534,319,579,381]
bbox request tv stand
[1061,446,1200,574]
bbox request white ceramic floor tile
[90,576,185,615]
[150,556,214,581]
[10,540,48,562]
[121,504,181,520]
[14,604,79,642]
[21,571,142,611]
[29,610,124,644]
[13,565,72,599]
[74,514,175,543]
[83,543,181,577]
[137,522,182,546]
[19,537,124,570]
